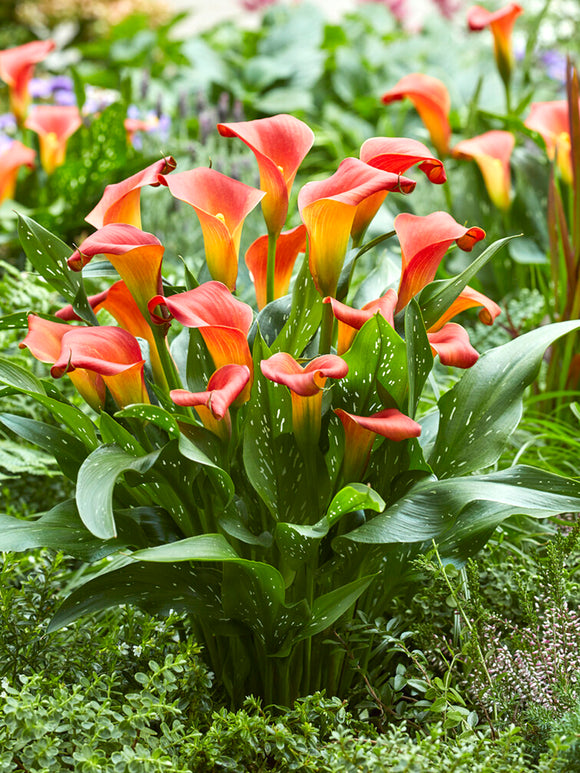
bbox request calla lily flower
[381,74,452,156]
[217,114,315,236]
[86,156,177,229]
[20,315,106,411]
[0,39,55,125]
[68,224,164,319]
[428,284,501,330]
[524,101,576,185]
[24,105,82,174]
[298,157,415,298]
[149,281,254,397]
[0,140,35,203]
[394,211,486,312]
[467,4,523,87]
[261,352,348,449]
[159,168,264,291]
[171,364,251,440]
[50,326,149,408]
[334,407,422,482]
[245,224,307,309]
[427,323,479,368]
[452,130,515,210]
[323,291,398,354]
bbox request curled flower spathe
[468,3,523,87]
[452,130,515,210]
[524,100,576,185]
[24,105,82,174]
[245,224,307,310]
[0,140,35,204]
[0,39,55,125]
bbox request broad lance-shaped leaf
[272,253,322,357]
[294,575,376,642]
[429,320,580,477]
[130,533,239,561]
[417,235,515,330]
[178,434,234,505]
[339,465,580,550]
[405,299,432,418]
[276,483,385,564]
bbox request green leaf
[178,434,234,506]
[417,235,515,330]
[115,403,181,439]
[429,321,580,477]
[272,254,323,357]
[405,300,432,418]
[76,445,161,539]
[17,214,78,301]
[131,533,239,561]
[0,355,45,394]
[99,412,145,454]
[296,575,375,640]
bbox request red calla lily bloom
[467,4,523,85]
[427,323,480,368]
[335,407,422,482]
[524,101,576,185]
[298,157,415,298]
[323,291,398,355]
[171,364,251,439]
[245,224,307,309]
[381,74,452,156]
[86,157,177,229]
[159,168,264,291]
[0,140,35,204]
[50,326,149,408]
[68,224,164,319]
[394,211,486,312]
[217,114,315,236]
[20,315,106,411]
[452,130,515,210]
[0,39,55,125]
[24,105,82,174]
[149,281,254,398]
[261,352,348,448]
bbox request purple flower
[0,113,17,133]
[542,50,567,84]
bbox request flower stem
[319,301,334,355]
[266,230,278,306]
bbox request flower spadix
[217,114,314,236]
[0,140,35,204]
[159,167,264,291]
[0,39,55,125]
[452,130,515,210]
[24,105,82,174]
[381,74,452,156]
[261,353,348,449]
[298,157,415,298]
[245,224,307,309]
[524,101,575,185]
[335,408,421,482]
[68,224,164,319]
[86,156,177,229]
[468,3,523,87]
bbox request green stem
[266,230,279,306]
[318,301,334,355]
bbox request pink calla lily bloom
[467,4,523,85]
[524,101,577,185]
[381,74,452,156]
[217,114,315,236]
[86,156,177,229]
[0,140,35,204]
[261,352,348,448]
[427,323,480,368]
[159,168,264,291]
[245,224,307,309]
[24,105,82,174]
[68,224,164,319]
[335,407,421,481]
[452,130,515,210]
[298,157,415,298]
[323,291,398,355]
[394,211,486,312]
[0,39,55,125]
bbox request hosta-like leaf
[405,300,432,418]
[131,533,239,561]
[116,404,181,439]
[296,575,376,640]
[100,412,144,454]
[272,254,322,357]
[430,321,580,477]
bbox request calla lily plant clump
[4,111,580,708]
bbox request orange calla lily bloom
[261,352,348,449]
[452,130,515,210]
[149,281,254,398]
[427,323,480,368]
[245,224,307,309]
[468,3,523,86]
[50,325,149,408]
[298,157,415,298]
[323,291,398,355]
[0,39,55,125]
[381,74,452,156]
[394,211,486,312]
[68,224,164,319]
[217,114,315,237]
[0,140,35,203]
[24,105,82,174]
[524,100,576,185]
[159,168,264,291]
[86,156,177,229]
[171,364,251,440]
[334,407,421,482]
